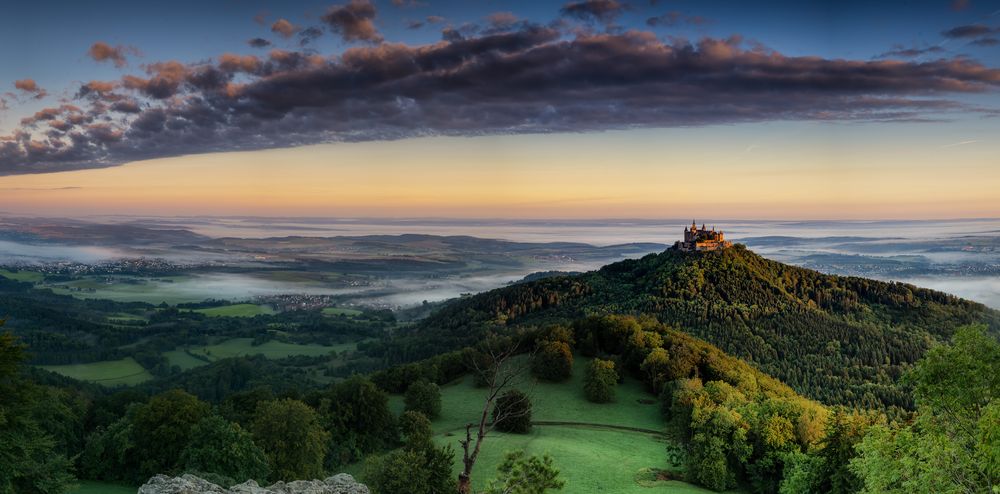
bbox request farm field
[39,357,152,386]
[389,357,728,493]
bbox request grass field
[388,356,725,493]
[69,481,136,494]
[39,357,153,386]
[0,268,44,283]
[164,338,358,370]
[191,303,275,317]
[322,306,364,317]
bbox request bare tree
[457,338,534,494]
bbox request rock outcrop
[138,473,370,494]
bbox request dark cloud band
[2,24,1000,175]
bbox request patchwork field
[388,357,725,493]
[39,357,153,386]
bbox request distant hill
[413,245,1000,410]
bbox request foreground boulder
[138,473,370,494]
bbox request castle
[674,220,733,252]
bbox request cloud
[248,37,273,49]
[560,0,627,25]
[299,27,324,46]
[2,25,1000,175]
[88,42,138,68]
[971,37,1000,46]
[942,24,997,38]
[13,79,47,99]
[391,0,427,7]
[322,0,383,43]
[952,0,970,12]
[876,44,946,58]
[271,19,299,38]
[646,11,710,27]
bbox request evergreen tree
[0,330,75,494]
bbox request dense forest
[402,245,1000,412]
[1,246,997,493]
[2,313,996,493]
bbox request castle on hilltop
[674,220,733,252]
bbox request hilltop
[411,245,1000,410]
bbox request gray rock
[138,473,369,494]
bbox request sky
[1,0,999,219]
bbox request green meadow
[388,357,725,493]
[0,269,44,283]
[39,358,153,387]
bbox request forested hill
[413,244,1000,411]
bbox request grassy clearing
[163,349,212,371]
[69,481,136,494]
[164,338,360,370]
[387,356,724,493]
[322,306,364,317]
[39,357,152,387]
[47,275,198,304]
[0,268,44,283]
[192,303,275,317]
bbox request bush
[493,389,532,434]
[583,359,618,403]
[404,380,442,419]
[532,340,573,382]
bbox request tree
[583,359,617,403]
[252,399,329,481]
[0,329,75,494]
[457,339,531,494]
[405,380,442,419]
[851,325,1000,493]
[363,411,455,494]
[180,414,270,484]
[640,347,671,394]
[131,389,210,478]
[493,390,532,434]
[322,376,396,465]
[484,450,565,494]
[531,340,573,382]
